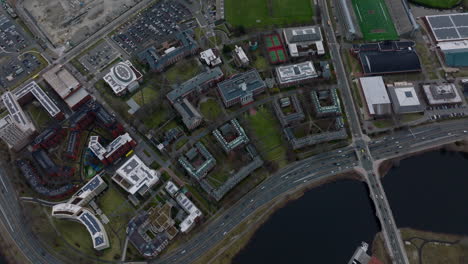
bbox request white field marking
[380,3,388,21]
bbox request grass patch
[26,103,52,128]
[352,82,363,108]
[164,59,201,85]
[225,0,314,29]
[410,0,460,8]
[185,184,215,214]
[200,99,223,120]
[142,109,170,129]
[252,51,269,72]
[94,79,131,120]
[244,106,287,167]
[98,187,128,215]
[54,219,95,255]
[373,119,394,128]
[131,85,159,105]
[175,138,189,150]
[400,228,465,264]
[400,113,424,123]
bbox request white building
[165,181,202,233]
[359,76,392,116]
[103,61,142,96]
[233,45,249,66]
[88,133,135,164]
[0,92,36,150]
[200,49,222,67]
[283,26,324,57]
[275,61,318,87]
[68,175,107,206]
[387,82,423,114]
[52,203,110,250]
[113,155,160,195]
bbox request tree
[222,45,233,54]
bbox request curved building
[52,203,110,250]
[103,60,142,96]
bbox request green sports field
[351,0,398,41]
[410,0,460,9]
[226,0,313,28]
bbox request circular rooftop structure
[113,63,134,83]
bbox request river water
[233,180,380,263]
[234,150,468,263]
[382,150,468,235]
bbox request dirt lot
[23,0,143,47]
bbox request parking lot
[111,0,193,54]
[78,40,120,73]
[0,53,43,89]
[0,14,28,53]
[427,104,468,121]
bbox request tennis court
[351,0,398,41]
[264,33,287,64]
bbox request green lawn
[226,0,314,28]
[98,187,129,215]
[54,210,125,261]
[373,119,394,128]
[410,0,460,8]
[351,0,398,41]
[175,138,189,150]
[142,109,169,129]
[164,59,201,85]
[54,219,95,255]
[26,103,52,128]
[252,51,269,72]
[400,113,424,123]
[245,107,287,166]
[131,85,159,105]
[199,99,223,120]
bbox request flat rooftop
[1,92,32,130]
[426,13,468,42]
[217,69,265,103]
[423,83,463,105]
[14,81,62,117]
[275,61,317,85]
[283,25,322,43]
[167,67,223,103]
[359,76,391,115]
[43,66,81,99]
[438,40,468,51]
[113,155,159,195]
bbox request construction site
[22,0,143,47]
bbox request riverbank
[378,139,468,177]
[194,172,362,264]
[401,228,468,264]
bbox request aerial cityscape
[0,0,468,263]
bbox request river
[383,150,468,235]
[234,150,468,263]
[233,179,380,263]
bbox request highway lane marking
[0,204,14,232]
[0,173,8,193]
